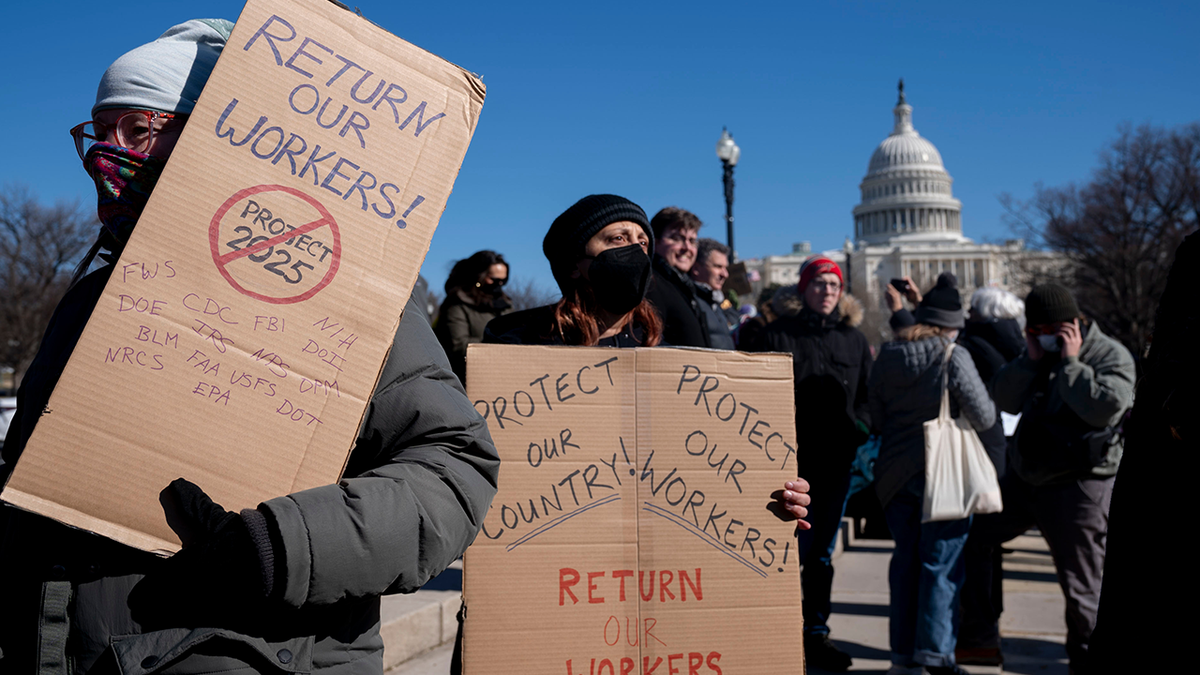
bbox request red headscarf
[798,256,843,292]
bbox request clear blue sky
[4,0,1198,297]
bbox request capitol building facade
[745,82,1060,338]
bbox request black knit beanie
[542,194,652,295]
[914,285,965,329]
[1025,284,1080,326]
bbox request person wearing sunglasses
[434,250,514,386]
[967,284,1135,673]
[0,19,499,675]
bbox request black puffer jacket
[645,255,709,348]
[0,264,500,675]
[747,287,873,471]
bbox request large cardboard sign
[1,0,484,553]
[464,344,803,674]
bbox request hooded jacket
[993,321,1135,485]
[868,335,996,507]
[645,255,710,348]
[0,264,500,675]
[747,288,872,469]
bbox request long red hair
[550,284,662,347]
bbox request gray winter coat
[0,264,500,675]
[868,336,996,507]
[694,283,736,350]
[993,321,1134,484]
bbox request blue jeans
[798,463,852,637]
[883,479,970,667]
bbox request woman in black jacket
[485,194,665,347]
[434,250,513,385]
[476,194,812,675]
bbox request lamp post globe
[716,128,740,260]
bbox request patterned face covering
[84,142,166,248]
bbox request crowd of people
[0,15,1161,675]
[435,199,1133,675]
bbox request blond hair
[896,324,954,342]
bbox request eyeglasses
[810,281,842,292]
[662,232,698,247]
[69,110,184,162]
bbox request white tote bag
[922,343,1004,522]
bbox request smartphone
[889,278,909,292]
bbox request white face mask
[1037,334,1061,352]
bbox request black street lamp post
[715,128,740,261]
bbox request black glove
[130,479,277,628]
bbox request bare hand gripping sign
[464,345,803,675]
[1,0,484,554]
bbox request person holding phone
[960,284,1135,673]
[886,273,957,333]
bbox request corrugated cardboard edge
[3,488,175,555]
[318,0,486,132]
[317,0,485,483]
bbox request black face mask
[584,244,651,315]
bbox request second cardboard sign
[464,344,803,674]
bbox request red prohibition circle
[208,185,341,304]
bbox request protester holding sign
[0,19,499,675]
[479,194,811,674]
[484,194,664,347]
[434,250,513,385]
[482,192,810,514]
[867,285,995,675]
[746,255,872,673]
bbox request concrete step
[381,560,462,672]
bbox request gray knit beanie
[914,284,965,329]
[93,18,234,117]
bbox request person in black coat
[955,287,1025,667]
[1086,233,1194,675]
[643,207,710,347]
[958,287,1026,474]
[747,256,872,673]
[484,195,664,348]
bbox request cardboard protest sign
[463,344,803,675]
[1,0,484,554]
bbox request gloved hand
[129,478,274,628]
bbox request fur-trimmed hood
[772,285,864,328]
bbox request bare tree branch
[1003,124,1200,356]
[505,278,559,312]
[0,184,97,383]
